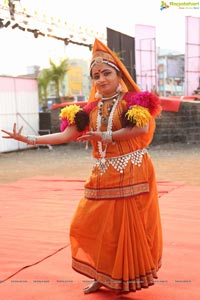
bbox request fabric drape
[69,98,162,293]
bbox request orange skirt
[69,156,162,292]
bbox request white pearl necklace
[96,94,120,162]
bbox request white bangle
[101,131,112,143]
[26,135,37,145]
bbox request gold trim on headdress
[88,39,140,103]
[90,57,120,74]
[90,51,120,75]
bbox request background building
[157,49,184,96]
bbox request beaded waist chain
[94,148,147,175]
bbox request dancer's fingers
[1,135,12,139]
[18,126,23,135]
[1,129,12,137]
[13,123,16,133]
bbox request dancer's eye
[103,71,112,77]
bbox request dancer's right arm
[1,123,80,145]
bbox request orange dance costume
[60,39,163,293]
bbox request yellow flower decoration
[125,105,151,127]
[59,104,82,124]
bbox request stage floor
[0,176,199,300]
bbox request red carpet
[0,177,199,300]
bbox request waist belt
[94,148,147,175]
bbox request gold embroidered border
[85,182,149,200]
[72,258,156,291]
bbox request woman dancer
[2,38,162,295]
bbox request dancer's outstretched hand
[77,131,102,142]
[1,123,25,142]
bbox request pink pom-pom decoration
[124,91,162,117]
[60,118,69,132]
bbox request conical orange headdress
[88,38,140,103]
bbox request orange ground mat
[0,177,199,300]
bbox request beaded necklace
[99,98,117,126]
[96,94,120,162]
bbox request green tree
[37,68,52,112]
[49,58,69,102]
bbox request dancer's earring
[95,91,102,99]
[116,83,123,93]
